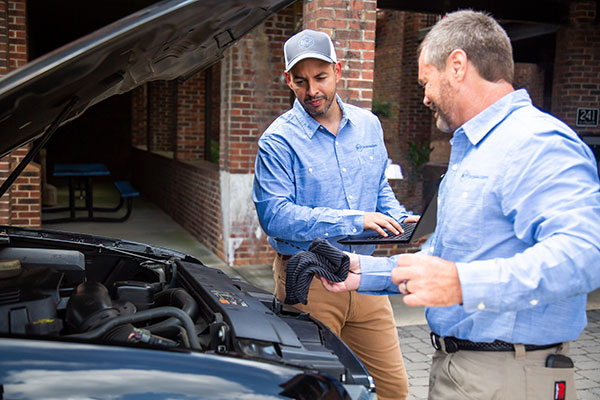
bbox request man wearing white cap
[253,29,417,400]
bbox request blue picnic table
[45,163,110,222]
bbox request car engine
[0,242,372,391]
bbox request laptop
[338,188,438,245]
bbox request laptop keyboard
[361,222,417,242]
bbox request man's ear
[284,71,293,89]
[334,61,342,83]
[448,49,467,82]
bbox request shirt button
[324,232,329,237]
[342,167,347,172]
[352,227,357,233]
[309,168,313,173]
[461,192,468,199]
[349,195,353,200]
[370,156,374,160]
[452,164,458,171]
[477,302,485,310]
[530,299,538,306]
[429,246,434,253]
[335,141,339,146]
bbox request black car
[0,1,375,398]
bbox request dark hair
[418,10,514,84]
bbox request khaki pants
[274,254,408,400]
[429,342,575,399]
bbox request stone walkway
[398,309,600,400]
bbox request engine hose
[168,262,177,288]
[66,306,201,350]
[146,288,200,335]
[103,323,178,348]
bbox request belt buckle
[430,332,459,353]
[430,332,441,350]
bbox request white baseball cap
[284,29,337,72]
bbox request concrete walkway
[44,190,600,399]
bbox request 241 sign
[576,107,599,127]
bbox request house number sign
[576,107,599,127]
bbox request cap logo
[298,36,314,49]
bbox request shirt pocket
[358,149,385,193]
[295,162,335,207]
[441,178,486,251]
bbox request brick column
[148,81,178,154]
[0,0,40,228]
[552,0,600,137]
[303,0,377,109]
[373,10,436,214]
[131,85,148,149]
[219,4,299,264]
[176,72,206,160]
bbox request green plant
[208,139,219,163]
[372,99,392,119]
[407,140,434,176]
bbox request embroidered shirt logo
[356,144,377,152]
[460,170,488,181]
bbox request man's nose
[307,80,319,97]
[423,95,431,107]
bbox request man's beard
[435,107,453,133]
[303,94,334,117]
[433,78,455,133]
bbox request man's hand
[364,212,404,236]
[404,215,420,224]
[320,252,361,292]
[391,253,463,307]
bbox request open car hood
[0,0,294,161]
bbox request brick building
[1,0,599,266]
[0,0,40,228]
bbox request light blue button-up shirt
[253,95,410,255]
[358,89,600,345]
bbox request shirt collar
[458,89,532,146]
[292,94,353,139]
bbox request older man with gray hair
[322,10,600,399]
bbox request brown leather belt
[277,252,292,261]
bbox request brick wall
[176,71,206,160]
[373,10,404,173]
[0,0,40,228]
[552,0,600,137]
[220,6,298,175]
[131,149,225,260]
[0,158,10,224]
[303,0,377,109]
[514,63,546,109]
[0,0,27,73]
[219,3,299,264]
[131,84,147,149]
[148,81,177,153]
[372,10,438,258]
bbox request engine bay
[0,240,371,389]
[0,247,200,347]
